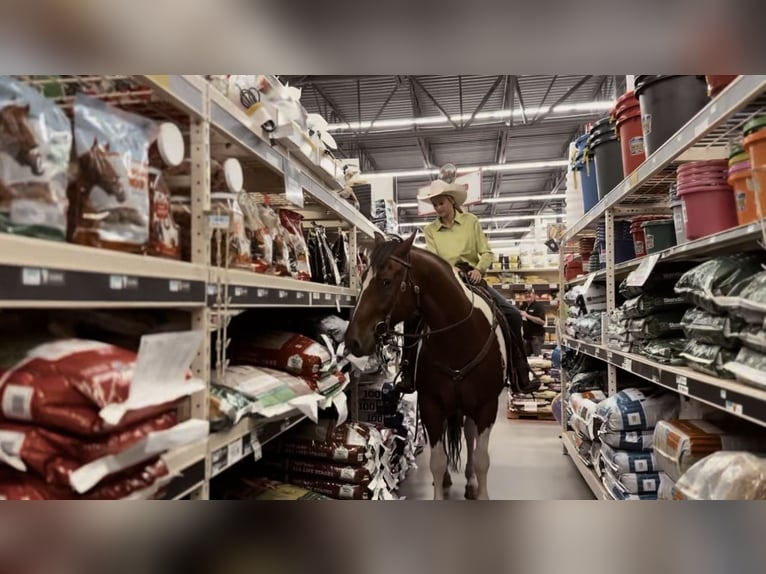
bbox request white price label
[278,290,288,299]
[234,287,248,297]
[676,375,689,395]
[257,289,269,298]
[524,283,532,290]
[227,439,243,464]
[324,293,332,300]
[725,401,743,415]
[207,213,230,230]
[296,292,305,300]
[22,268,42,286]
[523,401,538,413]
[623,358,633,371]
[250,436,263,462]
[607,351,614,362]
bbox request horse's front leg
[421,400,449,500]
[463,417,478,499]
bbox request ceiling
[279,75,626,237]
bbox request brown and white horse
[0,103,44,175]
[345,233,507,500]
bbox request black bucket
[589,134,623,200]
[590,116,615,140]
[634,75,709,156]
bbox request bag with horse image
[69,93,158,253]
[0,76,73,241]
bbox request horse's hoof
[465,485,478,500]
[443,473,453,488]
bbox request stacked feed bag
[567,390,607,467]
[594,388,680,500]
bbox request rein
[373,252,499,383]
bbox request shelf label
[625,253,661,287]
[207,284,218,296]
[284,161,304,208]
[278,290,288,299]
[234,286,248,297]
[206,212,230,230]
[606,351,614,362]
[227,439,243,465]
[168,280,191,293]
[250,436,263,462]
[524,283,532,290]
[676,375,689,395]
[296,292,305,300]
[22,267,65,287]
[313,292,322,300]
[257,288,269,298]
[725,400,743,415]
[523,401,538,413]
[324,292,332,300]
[109,275,138,291]
[623,358,633,371]
[211,447,227,475]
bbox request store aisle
[398,403,594,500]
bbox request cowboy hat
[416,178,468,207]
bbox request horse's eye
[381,278,392,288]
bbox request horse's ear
[91,138,99,150]
[402,231,417,250]
[374,232,386,246]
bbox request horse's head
[0,104,44,176]
[82,139,125,202]
[345,232,420,357]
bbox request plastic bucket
[590,134,623,200]
[634,75,709,156]
[727,159,758,225]
[614,239,637,264]
[574,150,599,213]
[630,221,648,257]
[642,219,677,254]
[706,75,737,98]
[677,183,739,240]
[742,122,766,216]
[615,105,646,176]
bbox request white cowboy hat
[416,179,468,207]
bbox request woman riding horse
[397,177,532,393]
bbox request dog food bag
[70,93,158,253]
[284,458,375,485]
[674,451,766,500]
[680,308,740,348]
[0,333,205,436]
[238,191,271,273]
[724,347,766,390]
[622,294,690,319]
[603,463,666,496]
[653,419,766,482]
[288,476,371,500]
[0,76,72,241]
[717,271,766,325]
[281,439,370,465]
[595,389,679,433]
[0,414,206,494]
[600,441,658,475]
[170,195,192,261]
[209,384,254,432]
[208,192,252,269]
[279,208,312,281]
[233,477,331,500]
[147,167,180,259]
[674,254,764,313]
[731,325,766,354]
[231,331,334,379]
[680,340,738,379]
[600,429,655,452]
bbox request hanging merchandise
[279,208,312,281]
[238,191,272,273]
[307,225,341,286]
[333,231,351,286]
[0,76,72,241]
[69,93,158,253]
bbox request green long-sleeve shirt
[423,211,494,273]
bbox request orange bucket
[727,160,757,225]
[742,119,766,220]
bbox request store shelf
[563,75,766,242]
[561,337,766,429]
[488,267,559,274]
[211,269,355,308]
[561,431,611,500]
[209,410,307,478]
[161,439,209,500]
[564,221,766,288]
[493,283,559,293]
[0,235,207,308]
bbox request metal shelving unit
[558,75,766,500]
[1,75,370,500]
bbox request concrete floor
[398,404,594,500]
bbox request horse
[345,233,508,500]
[0,103,44,175]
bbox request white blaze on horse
[345,233,509,500]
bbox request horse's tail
[444,412,464,471]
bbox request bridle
[370,250,501,383]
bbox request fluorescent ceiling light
[364,159,568,180]
[327,100,615,132]
[397,193,565,209]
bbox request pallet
[507,409,556,422]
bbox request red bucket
[677,183,738,240]
[630,215,671,257]
[613,91,645,177]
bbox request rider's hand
[468,269,482,284]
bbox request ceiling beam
[463,75,504,130]
[515,80,529,125]
[408,78,434,170]
[530,75,594,126]
[490,75,515,217]
[531,75,558,123]
[361,81,400,136]
[408,76,460,130]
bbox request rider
[396,176,532,393]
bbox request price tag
[501,284,510,290]
[109,275,138,290]
[625,253,661,287]
[725,400,743,415]
[676,375,689,396]
[324,293,332,301]
[250,435,263,462]
[623,358,633,371]
[606,351,614,362]
[284,161,304,208]
[207,284,218,296]
[524,283,532,290]
[278,290,288,299]
[227,439,243,464]
[257,289,269,298]
[168,280,190,293]
[211,447,227,475]
[22,267,42,286]
[296,292,305,300]
[207,212,230,230]
[234,286,248,297]
[523,401,538,413]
